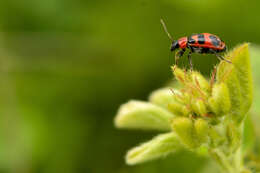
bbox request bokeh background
[0,0,260,173]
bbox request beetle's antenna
[160,19,174,42]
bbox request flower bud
[171,117,198,148]
[208,83,231,116]
[191,99,207,116]
[168,101,190,117]
[194,118,210,144]
[190,71,210,94]
[171,66,189,85]
[182,91,192,104]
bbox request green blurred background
[0,0,260,173]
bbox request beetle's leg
[216,54,222,61]
[188,51,193,70]
[175,49,185,66]
[221,56,232,63]
[216,54,232,63]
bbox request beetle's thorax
[171,37,188,51]
[177,37,188,49]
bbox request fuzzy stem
[210,147,250,173]
[209,148,234,173]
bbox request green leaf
[217,64,242,119]
[149,87,194,117]
[249,45,260,115]
[126,132,182,165]
[114,100,174,131]
[217,43,253,123]
[149,87,175,109]
[242,114,255,154]
[231,44,253,117]
[247,45,260,156]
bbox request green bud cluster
[171,117,209,148]
[114,43,253,172]
[169,66,231,120]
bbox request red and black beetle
[160,19,231,69]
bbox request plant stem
[209,148,234,173]
[209,147,250,173]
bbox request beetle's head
[171,41,179,51]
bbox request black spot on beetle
[209,35,220,47]
[197,34,205,44]
[188,36,196,44]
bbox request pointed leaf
[126,132,182,165]
[217,64,242,119]
[249,45,260,115]
[217,43,252,123]
[231,44,253,117]
[114,100,174,131]
[149,88,175,109]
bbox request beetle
[160,19,231,69]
